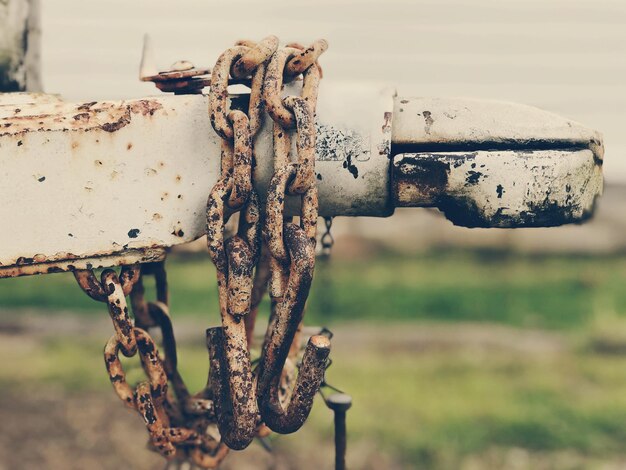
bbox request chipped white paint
[393,97,604,162]
[392,96,603,228]
[394,150,602,228]
[0,84,393,276]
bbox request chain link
[321,216,335,258]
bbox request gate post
[0,0,41,92]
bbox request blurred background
[2,0,626,469]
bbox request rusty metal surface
[204,37,273,452]
[256,44,330,437]
[0,247,165,279]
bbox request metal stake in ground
[326,393,352,470]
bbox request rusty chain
[205,36,280,450]
[75,261,227,467]
[72,35,332,468]
[254,42,331,434]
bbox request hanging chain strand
[205,36,277,451]
[74,264,216,464]
[256,42,331,434]
[72,35,333,468]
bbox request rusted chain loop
[206,177,233,273]
[135,382,200,458]
[73,264,140,302]
[134,382,178,458]
[119,264,141,296]
[103,335,135,407]
[189,443,230,469]
[206,174,261,450]
[232,36,278,136]
[209,236,257,447]
[284,39,328,81]
[237,189,262,262]
[102,269,137,356]
[245,243,271,347]
[285,41,325,79]
[226,236,255,318]
[256,224,316,405]
[261,335,331,434]
[265,164,319,264]
[209,45,248,140]
[133,327,169,401]
[231,35,279,79]
[210,42,270,141]
[73,269,108,301]
[103,327,168,407]
[264,47,322,129]
[226,110,253,209]
[283,95,317,194]
[207,326,257,450]
[206,179,261,274]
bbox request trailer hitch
[0,82,602,277]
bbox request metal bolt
[326,393,352,470]
[168,60,194,72]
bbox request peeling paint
[0,98,164,137]
[393,149,602,228]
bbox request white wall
[39,0,626,182]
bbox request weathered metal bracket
[0,87,603,277]
[392,97,603,228]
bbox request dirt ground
[0,310,595,470]
[0,387,339,470]
[0,312,410,470]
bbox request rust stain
[73,113,91,123]
[129,100,163,116]
[0,247,165,278]
[0,99,164,137]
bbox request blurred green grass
[2,249,626,329]
[5,331,626,469]
[4,250,626,468]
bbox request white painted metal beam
[0,87,603,276]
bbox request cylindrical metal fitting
[326,393,352,470]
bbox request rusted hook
[256,224,330,433]
[262,335,330,434]
[206,325,257,450]
[205,185,261,450]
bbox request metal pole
[326,393,352,470]
[0,0,41,92]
